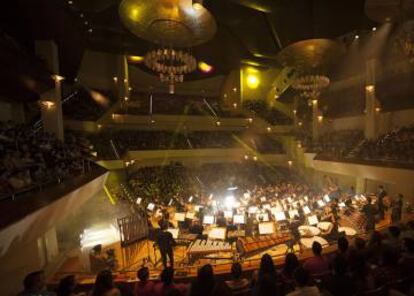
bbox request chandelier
[396,20,414,63]
[292,75,330,98]
[144,48,197,94]
[119,0,217,94]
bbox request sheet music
[259,222,275,234]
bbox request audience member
[188,264,231,296]
[90,270,120,296]
[153,267,186,296]
[303,242,329,276]
[224,263,250,295]
[325,256,356,296]
[18,270,56,296]
[280,253,300,288]
[134,267,154,296]
[56,275,85,296]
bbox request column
[365,59,377,140]
[116,55,130,102]
[311,99,320,140]
[356,177,366,194]
[35,41,64,140]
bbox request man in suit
[156,225,176,268]
[362,196,376,232]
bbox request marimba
[187,239,232,263]
[236,233,291,256]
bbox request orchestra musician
[361,196,376,232]
[377,185,387,220]
[156,224,176,268]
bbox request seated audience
[188,264,231,296]
[303,242,329,276]
[279,253,300,289]
[134,267,154,296]
[153,267,187,296]
[56,275,85,296]
[18,270,55,296]
[252,254,279,296]
[286,267,320,296]
[399,238,414,274]
[325,256,357,296]
[90,270,120,296]
[372,248,401,286]
[224,263,250,295]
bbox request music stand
[259,222,275,235]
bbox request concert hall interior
[2,1,414,296]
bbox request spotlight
[274,94,279,99]
[198,61,213,73]
[246,74,260,89]
[355,35,359,40]
[244,155,249,160]
[267,126,272,132]
[216,121,221,126]
[253,156,258,161]
[113,76,118,82]
[372,27,377,32]
[128,55,144,63]
[233,87,237,93]
[232,102,237,108]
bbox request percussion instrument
[300,236,329,249]
[298,225,321,237]
[236,232,291,256]
[187,239,232,255]
[338,226,357,236]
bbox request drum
[298,225,321,237]
[300,236,329,249]
[338,226,357,236]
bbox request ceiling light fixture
[198,61,213,73]
[193,0,204,10]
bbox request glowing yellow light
[113,76,118,82]
[233,87,237,92]
[198,61,213,73]
[293,109,297,115]
[52,74,64,82]
[244,155,249,160]
[366,85,375,92]
[223,93,228,98]
[375,107,381,112]
[267,127,272,132]
[130,8,140,20]
[112,113,115,119]
[246,74,260,89]
[274,94,279,99]
[193,3,203,10]
[298,121,303,126]
[312,99,318,106]
[124,96,129,101]
[297,142,302,148]
[97,124,102,129]
[216,121,221,126]
[41,100,55,109]
[317,115,323,122]
[233,103,237,108]
[288,160,293,166]
[253,156,258,161]
[128,55,144,63]
[151,119,156,124]
[247,118,253,123]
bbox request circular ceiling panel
[119,0,217,47]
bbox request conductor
[156,225,176,268]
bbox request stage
[49,210,403,286]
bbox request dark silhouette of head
[137,267,150,282]
[312,241,323,256]
[231,262,243,280]
[92,270,114,296]
[23,270,45,292]
[337,236,349,253]
[259,254,276,279]
[283,253,299,275]
[388,226,401,239]
[57,275,76,296]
